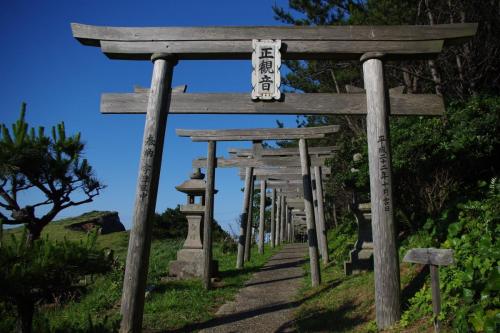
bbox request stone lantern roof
[175,168,217,195]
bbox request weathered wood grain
[236,167,253,269]
[120,55,175,333]
[177,125,339,139]
[244,176,254,262]
[314,166,329,265]
[72,23,477,43]
[299,138,321,287]
[275,192,281,245]
[363,56,400,329]
[72,23,477,60]
[202,141,216,290]
[99,39,444,60]
[403,248,454,266]
[270,189,276,248]
[258,180,266,254]
[193,156,327,168]
[229,145,339,157]
[101,92,445,116]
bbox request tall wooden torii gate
[71,22,476,331]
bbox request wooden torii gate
[179,125,339,287]
[71,22,476,331]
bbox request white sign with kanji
[251,39,281,100]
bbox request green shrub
[0,231,114,333]
[402,179,500,331]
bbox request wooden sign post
[403,248,454,333]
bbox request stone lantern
[168,168,218,279]
[344,153,374,275]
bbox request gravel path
[199,243,308,333]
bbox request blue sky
[0,0,302,233]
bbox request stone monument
[168,168,218,279]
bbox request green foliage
[151,206,188,239]
[0,231,114,332]
[0,104,104,242]
[402,179,500,331]
[326,213,357,265]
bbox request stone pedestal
[168,204,218,279]
[344,203,374,275]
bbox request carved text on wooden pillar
[378,135,390,212]
[139,134,156,200]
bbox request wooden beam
[193,156,327,168]
[101,92,445,116]
[229,146,339,157]
[177,125,339,142]
[72,23,477,61]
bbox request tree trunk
[25,223,42,248]
[16,298,34,333]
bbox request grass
[287,225,438,333]
[1,212,281,332]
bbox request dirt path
[199,243,308,333]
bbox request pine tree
[0,103,105,245]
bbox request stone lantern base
[168,206,218,279]
[168,249,219,279]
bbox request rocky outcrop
[65,211,125,235]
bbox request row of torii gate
[71,22,476,332]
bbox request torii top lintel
[71,23,477,61]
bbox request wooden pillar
[299,138,321,287]
[279,195,286,244]
[244,174,254,262]
[285,204,291,242]
[236,167,253,269]
[258,180,266,254]
[270,188,276,248]
[314,166,329,264]
[430,265,442,333]
[311,171,323,257]
[202,141,216,290]
[120,53,176,333]
[362,52,400,328]
[275,194,281,245]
